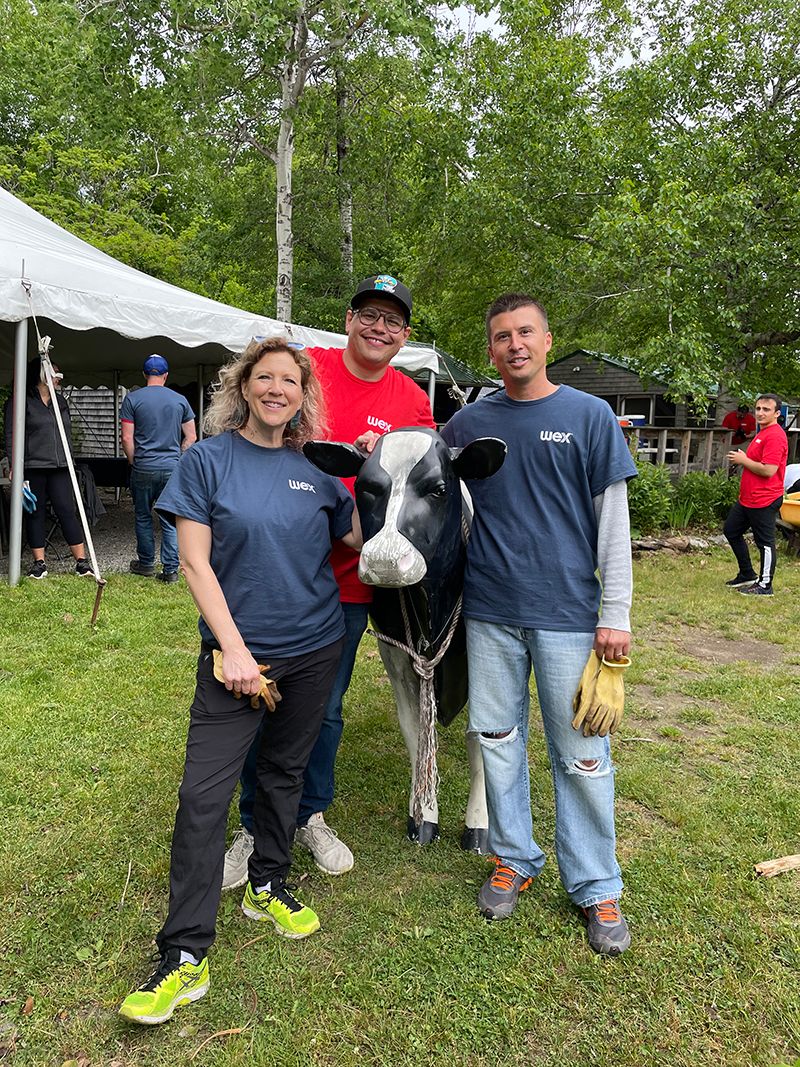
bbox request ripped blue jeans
[466,619,622,907]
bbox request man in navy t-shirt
[441,292,637,956]
[121,355,196,581]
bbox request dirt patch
[617,796,679,831]
[627,683,741,739]
[650,623,786,668]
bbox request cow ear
[303,441,366,478]
[450,437,507,480]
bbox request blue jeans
[466,619,623,907]
[239,601,370,833]
[130,467,179,571]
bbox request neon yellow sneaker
[241,879,320,938]
[119,949,209,1025]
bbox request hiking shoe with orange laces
[582,898,631,955]
[478,860,533,920]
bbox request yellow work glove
[212,650,282,712]
[572,651,602,731]
[571,652,631,737]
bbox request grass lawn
[1,548,799,1066]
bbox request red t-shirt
[309,346,436,602]
[739,422,788,508]
[722,410,756,444]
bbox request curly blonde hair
[204,336,326,449]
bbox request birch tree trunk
[336,66,353,279]
[275,95,296,321]
[275,8,311,322]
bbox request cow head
[304,427,505,587]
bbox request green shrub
[672,469,739,529]
[627,458,674,534]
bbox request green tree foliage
[1,0,797,402]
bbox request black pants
[723,497,783,587]
[156,637,344,958]
[24,467,83,549]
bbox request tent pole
[197,365,205,440]
[8,319,29,586]
[113,370,120,456]
[113,370,121,503]
[427,369,436,409]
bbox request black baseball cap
[351,275,412,324]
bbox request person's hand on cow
[594,627,631,661]
[354,430,381,454]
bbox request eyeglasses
[353,306,407,334]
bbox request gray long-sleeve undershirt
[593,479,633,633]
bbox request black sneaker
[725,573,757,588]
[740,583,773,596]
[582,899,631,955]
[27,560,48,580]
[75,558,93,577]
[157,570,179,584]
[477,859,533,920]
[129,560,155,577]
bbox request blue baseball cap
[143,354,169,375]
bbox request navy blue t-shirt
[441,385,637,632]
[156,431,354,658]
[120,386,195,470]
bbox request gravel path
[1,490,162,577]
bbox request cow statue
[304,427,506,851]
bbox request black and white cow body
[305,427,505,850]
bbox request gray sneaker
[221,827,253,891]
[294,813,354,875]
[478,860,533,920]
[582,899,631,955]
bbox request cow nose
[359,531,427,587]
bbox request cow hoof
[407,817,440,845]
[460,826,490,854]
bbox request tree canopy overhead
[1,0,798,403]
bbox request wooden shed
[547,350,711,427]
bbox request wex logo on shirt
[367,416,392,432]
[289,479,316,493]
[539,430,573,444]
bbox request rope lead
[369,589,463,828]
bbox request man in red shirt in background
[722,404,756,447]
[222,275,436,888]
[723,394,788,596]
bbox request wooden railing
[627,425,800,473]
[627,426,735,474]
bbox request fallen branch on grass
[190,1025,251,1059]
[754,854,800,878]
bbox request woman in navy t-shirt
[120,337,361,1026]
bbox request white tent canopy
[0,186,439,585]
[0,186,438,386]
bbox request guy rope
[21,279,107,623]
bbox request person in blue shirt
[119,337,362,1026]
[441,293,637,956]
[120,354,197,582]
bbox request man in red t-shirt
[721,404,756,447]
[222,275,435,888]
[723,394,788,595]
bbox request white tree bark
[336,67,353,278]
[275,8,311,322]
